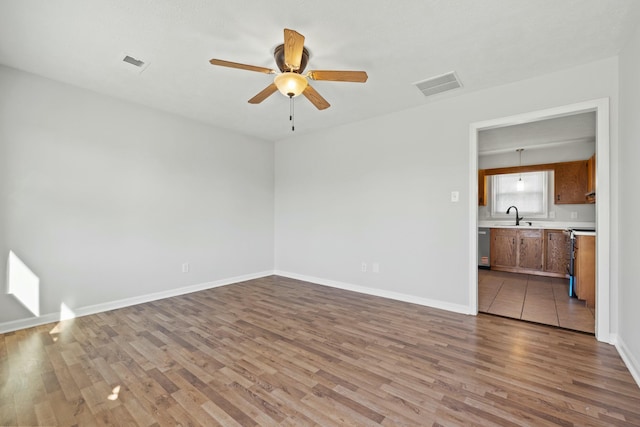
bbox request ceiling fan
[209,28,368,111]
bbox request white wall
[0,66,274,325]
[275,57,618,312]
[618,25,640,383]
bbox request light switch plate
[451,191,459,202]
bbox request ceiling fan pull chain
[290,95,295,131]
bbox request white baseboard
[614,335,640,389]
[7,269,634,389]
[0,270,274,334]
[274,270,473,315]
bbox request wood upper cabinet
[483,159,592,205]
[518,229,543,271]
[554,160,589,204]
[575,234,596,308]
[478,169,487,206]
[490,228,543,272]
[544,229,569,275]
[586,153,596,203]
[491,228,517,268]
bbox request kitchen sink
[492,222,534,227]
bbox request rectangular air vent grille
[123,55,145,68]
[414,71,462,97]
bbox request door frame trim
[468,98,611,342]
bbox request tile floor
[478,269,595,333]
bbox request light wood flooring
[479,269,595,334]
[2,275,639,426]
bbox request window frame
[490,171,549,218]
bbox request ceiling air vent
[414,71,462,97]
[123,55,145,68]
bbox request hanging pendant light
[516,148,524,191]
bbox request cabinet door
[478,170,487,206]
[554,160,588,204]
[491,228,516,268]
[544,230,569,275]
[586,154,596,203]
[575,235,596,308]
[517,229,543,270]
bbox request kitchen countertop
[478,221,596,230]
[572,230,597,236]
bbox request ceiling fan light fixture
[274,72,308,97]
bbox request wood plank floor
[2,275,639,426]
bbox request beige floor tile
[478,270,594,333]
[559,317,595,334]
[478,280,502,312]
[525,283,554,297]
[488,302,523,319]
[522,302,559,326]
[528,277,552,285]
[522,312,559,326]
[497,282,526,296]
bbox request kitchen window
[491,171,548,217]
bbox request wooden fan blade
[248,83,278,104]
[283,28,305,71]
[209,58,275,74]
[302,85,330,110]
[308,70,368,83]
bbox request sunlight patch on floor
[50,303,77,342]
[108,385,121,401]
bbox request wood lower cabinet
[518,229,543,270]
[490,228,517,268]
[544,229,569,276]
[575,234,596,308]
[554,160,589,204]
[491,228,568,278]
[490,228,543,274]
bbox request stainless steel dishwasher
[478,227,490,269]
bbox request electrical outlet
[570,211,578,219]
[361,262,367,272]
[372,263,380,273]
[182,262,189,273]
[549,211,556,219]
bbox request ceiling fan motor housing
[274,44,309,73]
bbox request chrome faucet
[506,205,523,226]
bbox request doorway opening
[468,99,611,342]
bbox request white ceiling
[1,0,638,142]
[479,112,596,155]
